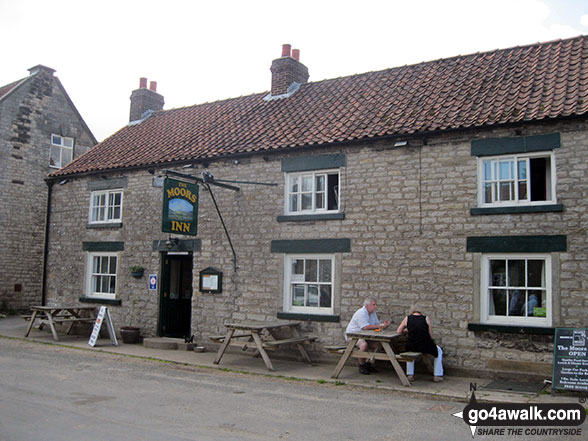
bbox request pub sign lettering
[162,178,199,235]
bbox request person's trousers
[406,345,443,376]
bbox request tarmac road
[0,338,578,441]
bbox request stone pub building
[45,37,588,379]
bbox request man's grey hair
[364,297,377,307]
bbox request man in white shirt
[345,297,391,374]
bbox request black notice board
[552,328,588,392]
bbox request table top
[345,329,405,342]
[31,305,96,311]
[224,320,301,331]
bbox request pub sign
[162,178,199,236]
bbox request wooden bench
[325,344,431,371]
[324,344,348,353]
[23,313,94,324]
[213,321,316,371]
[210,334,315,352]
[209,333,271,351]
[26,314,95,336]
[325,345,422,361]
[51,317,96,324]
[25,305,97,341]
[209,333,253,343]
[264,336,316,347]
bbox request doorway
[159,253,193,338]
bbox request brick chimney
[270,44,309,96]
[129,78,164,122]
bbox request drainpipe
[41,179,54,306]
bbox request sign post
[88,306,118,347]
[552,327,588,394]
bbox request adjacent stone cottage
[46,37,588,378]
[0,65,96,312]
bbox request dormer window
[49,134,74,168]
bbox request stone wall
[45,118,588,377]
[0,68,95,312]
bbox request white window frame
[480,253,552,327]
[284,169,340,215]
[283,254,335,315]
[477,151,556,207]
[85,252,119,299]
[89,189,123,224]
[49,133,74,168]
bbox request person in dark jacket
[396,305,443,382]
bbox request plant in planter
[129,265,144,278]
[120,297,141,344]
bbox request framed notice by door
[199,267,222,294]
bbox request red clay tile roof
[0,77,27,101]
[51,35,588,177]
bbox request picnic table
[24,305,97,341]
[212,320,316,371]
[327,329,432,386]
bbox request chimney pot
[139,77,148,88]
[149,81,157,92]
[292,49,300,61]
[281,44,292,57]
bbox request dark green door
[159,254,193,338]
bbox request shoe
[366,363,378,373]
[407,375,415,381]
[359,364,371,375]
[433,376,444,382]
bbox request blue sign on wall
[149,274,158,291]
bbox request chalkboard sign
[552,327,588,393]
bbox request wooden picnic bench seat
[209,333,253,343]
[22,313,94,324]
[28,314,95,338]
[51,317,96,324]
[264,336,316,347]
[324,344,347,353]
[209,333,270,351]
[324,345,424,362]
[210,334,315,351]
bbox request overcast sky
[1,0,587,142]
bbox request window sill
[277,213,345,222]
[79,297,121,306]
[86,222,123,229]
[468,323,554,335]
[470,204,563,215]
[277,312,340,323]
